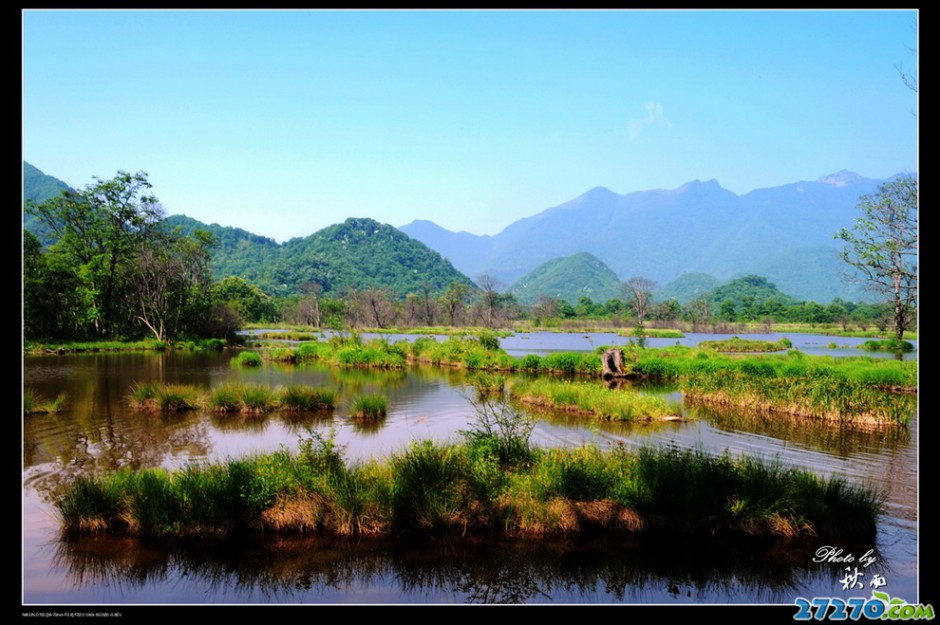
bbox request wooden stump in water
[601,348,626,378]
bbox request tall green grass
[697,336,793,352]
[281,386,336,411]
[350,394,388,419]
[231,351,264,367]
[127,381,201,412]
[508,377,679,421]
[55,440,881,541]
[859,339,915,353]
[130,382,337,414]
[627,347,916,425]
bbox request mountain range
[25,161,895,303]
[401,171,890,302]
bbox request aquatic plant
[860,339,915,353]
[697,336,793,352]
[280,386,336,411]
[127,381,200,412]
[207,384,245,413]
[241,386,276,413]
[231,351,263,367]
[508,377,678,422]
[350,394,388,419]
[23,387,65,414]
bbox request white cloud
[628,101,671,140]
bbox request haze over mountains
[401,171,890,303]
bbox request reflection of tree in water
[50,533,855,604]
[24,410,212,503]
[686,401,912,458]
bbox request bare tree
[344,288,395,329]
[298,281,323,328]
[476,274,505,328]
[622,277,658,328]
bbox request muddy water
[22,346,920,605]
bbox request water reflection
[49,533,869,604]
[688,401,913,457]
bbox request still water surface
[22,333,919,606]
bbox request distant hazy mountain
[509,252,623,305]
[400,171,888,302]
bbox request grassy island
[56,431,880,541]
[247,335,915,426]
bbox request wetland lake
[22,332,920,606]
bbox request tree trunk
[601,348,625,378]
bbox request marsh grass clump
[387,440,472,531]
[231,351,264,367]
[128,381,200,412]
[281,386,336,411]
[626,447,882,538]
[295,341,331,362]
[629,348,916,425]
[55,441,881,541]
[335,341,407,368]
[241,386,276,413]
[23,387,65,414]
[698,336,793,353]
[350,394,388,419]
[207,384,244,413]
[860,339,915,353]
[540,351,600,375]
[508,378,678,422]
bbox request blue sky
[22,9,918,243]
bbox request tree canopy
[25,171,217,341]
[836,174,917,340]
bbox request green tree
[129,228,216,341]
[440,281,471,326]
[23,230,83,339]
[210,276,279,323]
[836,175,918,341]
[26,171,165,338]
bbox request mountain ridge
[400,171,890,302]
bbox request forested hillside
[510,252,622,305]
[163,215,476,299]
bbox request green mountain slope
[277,217,476,297]
[164,215,476,299]
[23,161,74,244]
[24,161,71,203]
[510,252,623,305]
[162,215,284,290]
[658,272,722,304]
[707,274,798,311]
